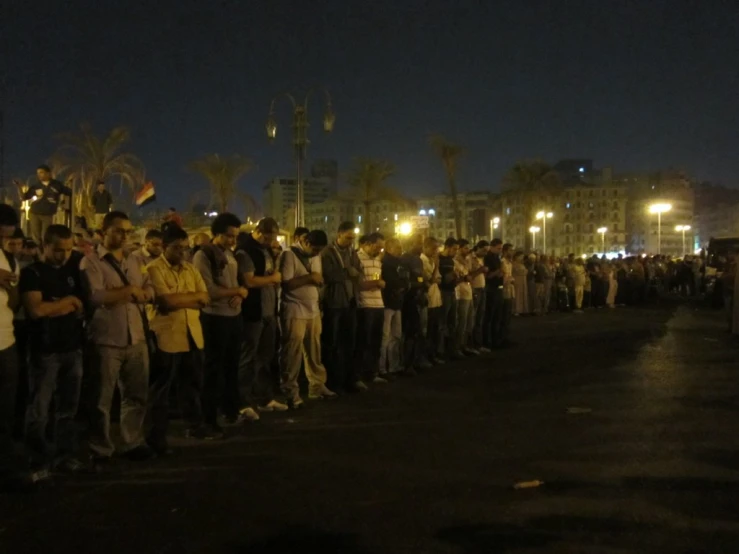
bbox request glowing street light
[675,224,691,257]
[398,222,413,236]
[489,216,500,240]
[597,227,608,256]
[529,225,540,250]
[648,203,672,255]
[536,211,553,253]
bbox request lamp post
[597,226,608,256]
[265,87,335,229]
[490,216,500,240]
[648,203,672,255]
[536,211,553,254]
[529,225,540,250]
[675,224,691,257]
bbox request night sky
[3,0,738,209]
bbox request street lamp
[490,216,500,240]
[675,224,691,257]
[597,227,608,256]
[648,203,672,255]
[536,211,553,254]
[529,226,540,250]
[266,87,335,229]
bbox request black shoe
[400,368,418,377]
[89,454,114,473]
[121,445,157,462]
[186,425,225,441]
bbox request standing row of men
[0,202,515,489]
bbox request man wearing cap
[91,181,113,230]
[22,165,72,245]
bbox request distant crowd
[0,165,701,492]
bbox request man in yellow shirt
[147,224,220,453]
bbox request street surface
[1,300,738,553]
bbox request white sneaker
[479,347,492,353]
[372,376,388,384]
[354,380,369,392]
[258,399,289,412]
[238,407,261,421]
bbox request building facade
[417,192,495,240]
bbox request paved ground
[1,300,738,553]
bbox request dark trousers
[25,350,83,469]
[238,316,278,409]
[13,320,29,439]
[201,313,243,425]
[356,308,384,380]
[471,288,486,348]
[427,307,442,359]
[322,307,357,391]
[149,340,204,448]
[0,345,19,474]
[439,291,458,356]
[485,287,511,348]
[402,300,424,370]
[30,214,54,245]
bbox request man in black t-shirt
[19,224,85,483]
[438,238,462,360]
[483,239,514,349]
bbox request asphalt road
[2,300,738,554]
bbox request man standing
[421,237,442,364]
[163,208,184,229]
[438,238,462,360]
[193,213,248,429]
[279,230,336,407]
[470,241,489,352]
[400,234,429,372]
[483,239,505,349]
[129,229,163,272]
[23,165,72,244]
[356,232,386,383]
[147,224,217,452]
[321,222,364,393]
[380,238,408,377]
[234,218,287,418]
[81,211,156,465]
[0,205,22,489]
[20,225,86,483]
[91,181,113,230]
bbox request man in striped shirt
[355,233,386,384]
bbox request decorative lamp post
[675,224,691,257]
[266,88,335,229]
[536,211,553,253]
[597,227,608,256]
[490,216,500,240]
[529,225,540,250]
[648,203,672,255]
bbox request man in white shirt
[420,237,442,364]
[470,241,490,352]
[356,233,386,383]
[0,204,22,487]
[454,239,475,355]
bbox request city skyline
[3,1,738,209]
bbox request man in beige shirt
[147,225,219,453]
[80,211,155,465]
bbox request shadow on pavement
[230,527,371,554]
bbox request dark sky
[3,0,738,209]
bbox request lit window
[506,207,511,215]
[566,202,571,209]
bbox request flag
[135,181,156,208]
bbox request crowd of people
[0,184,699,491]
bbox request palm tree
[53,123,145,218]
[187,154,254,214]
[429,134,464,239]
[237,191,261,224]
[502,160,560,191]
[346,157,400,234]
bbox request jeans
[201,313,243,424]
[322,307,358,391]
[380,309,403,374]
[0,345,19,473]
[279,315,328,400]
[439,290,458,356]
[149,343,204,449]
[456,298,472,352]
[485,287,511,347]
[30,214,54,244]
[471,288,486,348]
[89,342,149,457]
[25,350,83,469]
[238,316,278,408]
[356,308,384,379]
